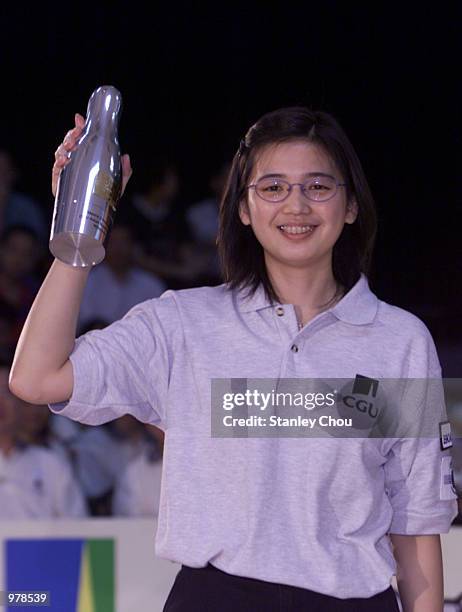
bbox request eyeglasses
[247,175,346,203]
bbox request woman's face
[239,141,357,276]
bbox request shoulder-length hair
[217,107,377,303]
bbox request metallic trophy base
[49,232,105,267]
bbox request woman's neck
[267,259,341,326]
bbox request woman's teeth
[278,225,315,234]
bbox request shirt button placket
[275,306,300,351]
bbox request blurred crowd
[0,361,164,518]
[0,148,228,357]
[0,147,228,519]
[0,146,461,521]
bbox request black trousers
[163,563,400,612]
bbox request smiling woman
[218,108,377,317]
[9,105,457,611]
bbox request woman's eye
[309,183,330,191]
[263,183,284,192]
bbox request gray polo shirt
[51,275,457,598]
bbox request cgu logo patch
[337,375,385,431]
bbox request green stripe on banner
[88,539,115,612]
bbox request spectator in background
[78,223,166,332]
[72,414,149,515]
[113,424,164,518]
[0,361,86,518]
[15,398,78,466]
[119,156,206,288]
[0,226,42,343]
[0,149,47,243]
[186,161,230,285]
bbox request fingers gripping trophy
[50,85,132,266]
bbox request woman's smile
[277,223,317,238]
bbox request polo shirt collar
[237,283,271,313]
[237,274,378,325]
[330,274,378,325]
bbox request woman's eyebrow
[258,171,336,180]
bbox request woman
[10,107,457,611]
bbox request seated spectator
[113,424,164,518]
[118,156,205,288]
[0,361,86,518]
[72,415,149,516]
[48,412,82,451]
[187,188,219,246]
[78,223,165,332]
[15,399,79,467]
[0,149,47,243]
[0,225,42,343]
[186,161,230,285]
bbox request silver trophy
[49,85,123,267]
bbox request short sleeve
[385,437,458,534]
[384,328,458,534]
[49,299,170,429]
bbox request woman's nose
[282,184,312,213]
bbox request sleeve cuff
[49,336,100,418]
[389,503,459,534]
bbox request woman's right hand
[51,113,132,197]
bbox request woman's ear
[239,199,251,226]
[345,199,358,224]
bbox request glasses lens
[303,176,337,201]
[256,178,290,202]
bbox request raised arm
[9,114,132,405]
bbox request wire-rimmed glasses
[247,175,346,203]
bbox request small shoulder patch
[439,421,453,451]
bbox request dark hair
[217,107,377,303]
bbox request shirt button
[276,306,284,316]
[291,344,299,353]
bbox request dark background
[1,3,461,328]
